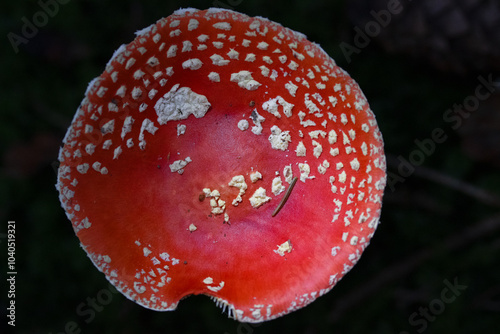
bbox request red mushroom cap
[57,8,386,322]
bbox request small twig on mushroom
[272,176,298,217]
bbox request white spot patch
[361,142,368,156]
[342,131,351,145]
[134,282,146,294]
[295,141,306,157]
[250,171,262,183]
[312,140,323,158]
[341,113,348,125]
[126,138,134,148]
[203,189,225,215]
[177,124,186,136]
[309,130,327,139]
[318,160,330,174]
[169,29,181,37]
[249,187,271,208]
[147,56,159,67]
[338,170,347,183]
[138,118,159,150]
[245,53,256,62]
[204,277,225,292]
[131,87,142,100]
[125,58,135,70]
[237,119,249,131]
[274,240,292,256]
[285,81,298,97]
[197,34,209,42]
[103,139,113,154]
[262,96,294,118]
[167,45,177,58]
[76,163,90,174]
[304,94,320,114]
[133,69,145,80]
[113,146,122,159]
[210,54,230,66]
[155,84,211,125]
[257,41,269,50]
[272,176,285,196]
[86,143,96,155]
[182,58,203,70]
[182,40,193,52]
[331,246,341,256]
[250,110,265,135]
[148,89,158,100]
[299,163,314,182]
[288,60,299,71]
[349,129,356,140]
[268,125,291,151]
[227,49,239,59]
[188,19,199,31]
[208,72,220,82]
[212,41,224,49]
[328,130,337,144]
[92,161,101,172]
[283,165,293,183]
[228,175,248,206]
[350,158,360,171]
[259,65,270,77]
[230,71,261,91]
[169,157,192,174]
[213,22,232,30]
[350,236,359,246]
[207,281,225,292]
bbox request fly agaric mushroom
[57,8,386,322]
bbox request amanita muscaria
[57,8,386,322]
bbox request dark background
[1,0,499,333]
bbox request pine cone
[348,0,500,74]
